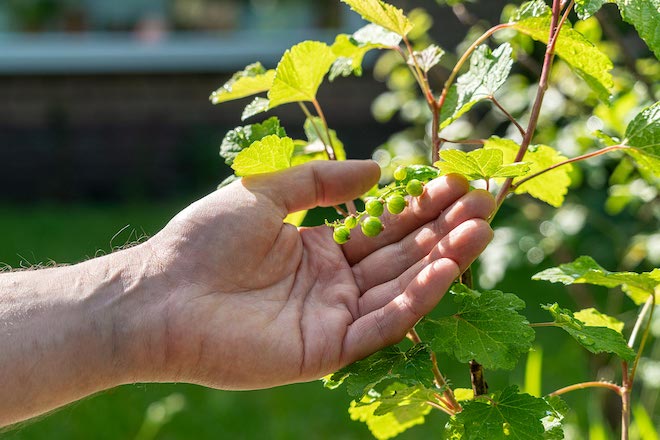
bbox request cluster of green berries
[331,165,428,245]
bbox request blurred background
[1,0,658,439]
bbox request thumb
[242,160,380,216]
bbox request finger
[341,174,469,265]
[357,219,493,315]
[352,190,495,292]
[241,160,380,217]
[341,258,459,365]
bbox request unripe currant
[365,198,384,217]
[344,215,358,230]
[386,194,407,215]
[406,179,424,197]
[333,226,351,244]
[393,166,408,181]
[361,216,383,237]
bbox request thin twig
[629,294,656,384]
[549,380,623,397]
[489,96,526,137]
[439,138,486,145]
[511,145,629,190]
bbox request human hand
[127,160,495,389]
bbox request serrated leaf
[408,45,445,73]
[435,148,530,182]
[241,97,270,121]
[514,14,614,102]
[439,43,513,129]
[542,395,568,439]
[268,41,337,108]
[231,135,294,176]
[574,308,625,333]
[341,0,414,37]
[418,284,535,370]
[575,0,610,19]
[210,62,275,104]
[396,164,440,185]
[623,102,660,176]
[615,0,660,59]
[533,256,660,305]
[349,383,434,440]
[542,303,636,360]
[451,386,554,440]
[484,137,573,207]
[353,23,404,47]
[325,344,435,398]
[220,117,287,166]
[512,0,551,21]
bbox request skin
[0,160,495,427]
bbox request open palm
[148,161,494,389]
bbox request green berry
[386,194,407,215]
[393,166,408,181]
[361,216,383,237]
[365,198,384,217]
[344,215,358,230]
[333,226,351,244]
[406,179,424,197]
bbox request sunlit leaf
[220,117,287,166]
[514,12,614,102]
[533,256,660,305]
[484,137,573,207]
[210,62,275,104]
[623,102,660,176]
[408,45,445,73]
[435,148,530,181]
[349,383,436,440]
[439,43,513,129]
[268,41,337,108]
[541,303,636,360]
[574,308,625,333]
[341,0,414,37]
[231,135,294,176]
[615,0,660,59]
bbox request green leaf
[514,14,614,102]
[439,43,513,129]
[241,97,270,121]
[512,0,551,21]
[418,285,535,370]
[283,210,308,226]
[434,149,530,182]
[302,117,347,159]
[340,0,414,37]
[268,41,338,108]
[484,137,573,207]
[324,344,435,398]
[396,164,440,186]
[623,102,660,175]
[615,0,660,59]
[543,396,569,439]
[574,0,609,19]
[231,135,294,177]
[409,44,445,73]
[449,386,554,440]
[574,308,625,333]
[533,255,660,305]
[210,62,275,104]
[353,23,404,46]
[220,117,287,166]
[541,303,636,360]
[349,383,434,440]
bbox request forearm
[0,244,166,426]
